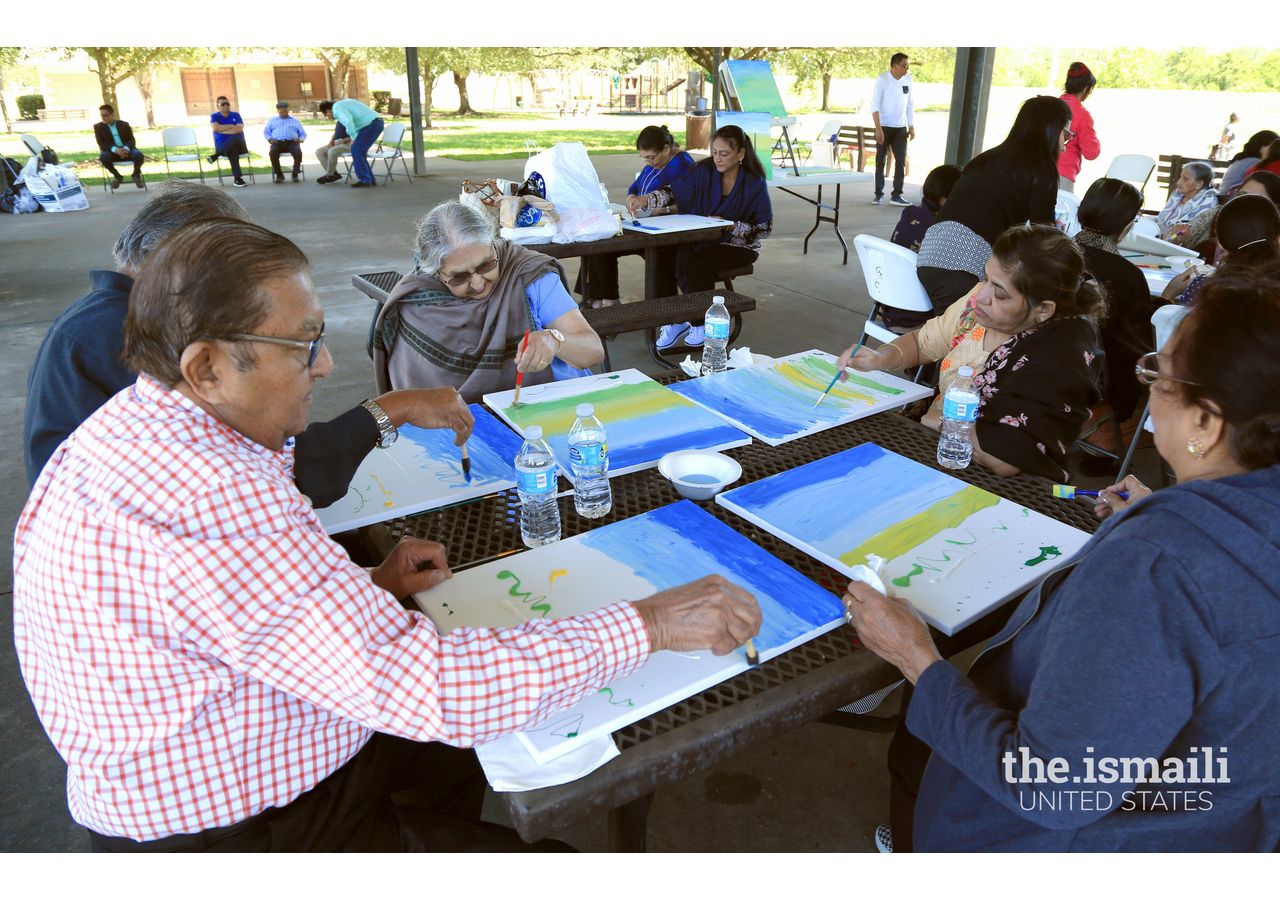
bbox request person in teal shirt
[316,98,383,188]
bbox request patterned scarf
[1074,228,1119,256]
[371,241,566,401]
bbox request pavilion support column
[406,47,426,176]
[944,47,995,168]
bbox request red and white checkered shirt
[14,375,649,841]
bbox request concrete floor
[0,151,1157,852]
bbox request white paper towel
[474,732,620,792]
[845,554,888,620]
[677,347,770,377]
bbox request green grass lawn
[1,112,688,187]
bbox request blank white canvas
[621,214,729,234]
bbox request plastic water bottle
[937,366,980,470]
[515,425,561,547]
[568,403,612,519]
[701,295,731,375]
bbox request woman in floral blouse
[839,224,1102,481]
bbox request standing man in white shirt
[870,52,916,207]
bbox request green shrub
[370,90,391,114]
[17,94,45,120]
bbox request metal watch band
[359,398,398,449]
[546,328,565,347]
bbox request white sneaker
[874,823,894,853]
[656,322,690,350]
[683,325,705,347]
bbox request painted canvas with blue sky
[314,404,521,533]
[716,443,1091,635]
[484,369,750,483]
[414,501,843,764]
[670,350,932,446]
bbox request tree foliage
[993,47,1280,92]
[69,47,211,125]
[0,47,24,134]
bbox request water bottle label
[569,442,607,468]
[706,320,730,340]
[943,395,979,422]
[517,468,555,494]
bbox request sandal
[589,298,622,309]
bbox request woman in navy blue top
[639,125,774,348]
[576,125,695,308]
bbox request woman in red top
[1056,62,1101,193]
[1245,139,1280,179]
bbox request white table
[766,166,875,265]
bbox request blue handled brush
[1052,484,1128,500]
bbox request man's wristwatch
[360,398,398,449]
[544,328,565,353]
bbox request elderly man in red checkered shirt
[13,219,761,853]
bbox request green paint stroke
[840,484,1001,569]
[496,569,552,617]
[503,380,685,434]
[598,687,635,708]
[1024,546,1062,567]
[891,551,954,588]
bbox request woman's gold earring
[1187,437,1206,459]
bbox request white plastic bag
[23,162,89,213]
[524,142,619,243]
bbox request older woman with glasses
[1155,160,1219,240]
[848,276,1280,851]
[372,201,604,402]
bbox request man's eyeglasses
[221,322,326,368]
[439,248,500,288]
[1135,351,1198,387]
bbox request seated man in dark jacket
[94,104,145,189]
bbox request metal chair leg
[1116,399,1150,482]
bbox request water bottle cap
[712,294,725,304]
[576,403,594,417]
[957,365,975,377]
[523,425,543,440]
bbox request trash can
[685,112,711,151]
[388,98,403,116]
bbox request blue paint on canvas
[717,443,965,561]
[395,404,521,487]
[577,501,843,654]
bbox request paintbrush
[512,330,530,407]
[461,442,471,483]
[814,340,864,407]
[1051,484,1129,500]
[744,638,759,667]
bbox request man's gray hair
[112,181,249,273]
[413,200,497,275]
[1183,160,1216,191]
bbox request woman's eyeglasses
[222,322,326,369]
[1135,351,1198,387]
[440,248,500,288]
[1063,127,1076,141]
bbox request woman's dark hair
[636,124,677,153]
[700,125,766,180]
[965,96,1070,200]
[1232,129,1279,163]
[991,223,1105,320]
[1259,140,1280,166]
[1077,177,1143,237]
[922,164,962,207]
[1242,170,1280,205]
[1172,276,1280,470]
[125,219,309,385]
[1214,194,1280,275]
[1063,61,1096,99]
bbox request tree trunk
[821,72,831,112]
[136,67,156,128]
[453,70,475,115]
[421,72,434,130]
[334,56,351,100]
[89,50,119,111]
[0,74,12,134]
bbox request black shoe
[273,173,285,183]
[233,178,248,188]
[291,172,300,182]
[316,173,340,185]
[889,195,910,206]
[206,154,217,165]
[132,173,144,189]
[110,175,123,190]
[350,180,373,188]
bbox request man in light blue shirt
[316,98,383,188]
[264,101,308,183]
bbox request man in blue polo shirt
[264,100,308,183]
[316,98,383,188]
[208,96,249,188]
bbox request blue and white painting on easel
[414,500,844,764]
[315,404,521,533]
[716,443,1090,635]
[669,349,932,445]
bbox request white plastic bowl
[658,450,743,501]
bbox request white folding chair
[852,234,935,363]
[342,122,413,185]
[1055,189,1081,237]
[161,127,205,184]
[211,146,256,186]
[1115,304,1191,481]
[1105,154,1157,194]
[20,133,45,159]
[803,118,842,167]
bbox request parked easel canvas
[716,443,1091,635]
[414,501,845,763]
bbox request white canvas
[483,369,750,483]
[414,501,845,764]
[717,443,1091,636]
[314,404,521,534]
[669,350,933,446]
[621,214,730,235]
